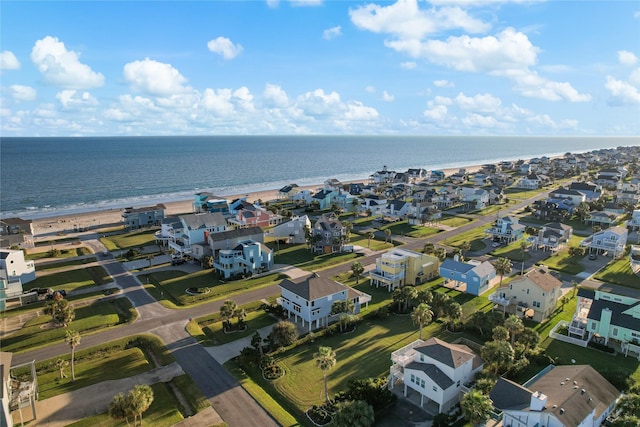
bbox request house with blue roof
[439,258,496,296]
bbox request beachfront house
[227,198,281,228]
[485,215,525,243]
[193,192,230,214]
[370,166,396,184]
[277,273,371,332]
[277,184,300,200]
[121,204,166,229]
[311,213,347,254]
[389,338,484,413]
[311,189,338,211]
[268,215,311,245]
[213,239,273,279]
[439,258,496,296]
[579,226,628,258]
[489,365,620,427]
[488,267,561,322]
[568,288,640,356]
[0,249,36,286]
[369,249,439,292]
[168,212,228,258]
[0,218,34,250]
[530,222,573,252]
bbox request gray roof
[279,272,347,301]
[208,226,263,242]
[490,377,532,411]
[587,297,640,332]
[414,337,479,369]
[405,362,454,389]
[180,212,227,230]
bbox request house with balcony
[485,216,525,243]
[531,200,571,222]
[370,166,396,184]
[386,199,412,219]
[208,226,264,258]
[406,168,428,183]
[369,249,439,292]
[361,194,388,216]
[515,174,543,190]
[167,212,228,258]
[311,213,348,254]
[568,181,601,201]
[311,189,338,211]
[568,288,640,357]
[192,192,229,214]
[584,211,617,228]
[407,202,441,226]
[489,365,620,427]
[213,239,273,279]
[460,188,490,210]
[389,338,484,413]
[0,249,35,286]
[277,184,300,200]
[626,209,640,231]
[488,267,561,322]
[549,187,587,206]
[531,222,573,252]
[277,273,371,332]
[439,258,496,296]
[579,226,628,258]
[121,204,166,229]
[268,215,311,245]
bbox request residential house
[193,192,229,214]
[429,170,445,182]
[0,218,34,249]
[277,184,300,200]
[568,182,601,201]
[407,202,441,226]
[389,338,484,413]
[490,365,620,427]
[485,216,526,243]
[630,245,640,274]
[515,174,546,190]
[347,183,364,196]
[603,202,625,217]
[228,200,281,229]
[213,240,273,279]
[370,166,396,184]
[531,200,571,222]
[268,215,311,245]
[324,179,343,191]
[579,226,628,258]
[386,199,412,219]
[312,213,347,254]
[362,195,388,216]
[432,186,461,209]
[460,188,490,210]
[0,249,36,287]
[626,209,640,231]
[488,267,562,322]
[569,288,640,356]
[471,173,491,186]
[406,168,428,183]
[369,249,439,292]
[0,352,12,427]
[167,212,228,258]
[277,273,371,332]
[449,169,467,184]
[333,190,358,213]
[439,258,496,296]
[311,189,338,211]
[292,189,313,205]
[121,204,166,229]
[531,222,573,252]
[208,226,264,258]
[549,188,587,206]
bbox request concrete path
[204,324,277,364]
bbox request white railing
[549,320,589,347]
[488,292,510,306]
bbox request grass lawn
[26,246,92,260]
[537,251,584,275]
[1,298,133,353]
[350,234,395,251]
[272,243,365,271]
[34,257,98,271]
[141,270,286,307]
[381,221,442,238]
[438,216,473,228]
[593,257,640,288]
[490,241,532,263]
[100,229,158,250]
[443,225,488,252]
[24,265,111,293]
[199,310,279,346]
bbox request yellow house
[369,248,439,291]
[489,267,561,322]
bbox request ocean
[1,135,638,220]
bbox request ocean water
[1,135,637,219]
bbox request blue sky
[1,0,639,137]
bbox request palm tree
[411,303,433,339]
[220,299,238,330]
[443,301,462,331]
[366,231,374,248]
[65,329,81,382]
[434,247,447,261]
[56,358,68,379]
[314,346,337,404]
[504,315,524,346]
[493,257,512,286]
[384,228,391,243]
[519,239,529,274]
[492,325,510,342]
[333,400,375,427]
[128,384,154,426]
[109,392,132,426]
[423,242,435,255]
[572,280,578,298]
[460,390,493,427]
[331,300,355,332]
[350,261,365,284]
[461,240,471,260]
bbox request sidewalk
[204,324,277,364]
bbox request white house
[531,222,573,252]
[268,215,311,245]
[579,226,628,258]
[277,273,371,332]
[626,209,640,231]
[389,338,484,413]
[0,249,35,288]
[490,365,620,427]
[168,212,228,257]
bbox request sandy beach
[29,164,483,238]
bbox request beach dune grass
[2,298,133,353]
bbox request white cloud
[400,61,416,69]
[382,90,395,102]
[454,92,501,112]
[618,50,638,66]
[1,51,20,70]
[365,86,376,93]
[9,85,36,102]
[263,83,289,107]
[289,0,323,7]
[56,90,98,109]
[123,58,189,97]
[30,36,105,89]
[295,89,342,117]
[630,68,640,86]
[605,75,640,105]
[423,105,448,121]
[323,26,342,40]
[349,1,490,39]
[207,36,244,60]
[433,79,453,88]
[344,101,379,120]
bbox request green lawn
[593,257,640,288]
[26,246,92,260]
[34,257,98,271]
[24,265,111,293]
[350,234,395,251]
[100,229,158,250]
[272,243,366,271]
[438,216,473,228]
[443,225,488,252]
[199,310,279,345]
[381,221,442,238]
[490,242,532,263]
[140,270,286,307]
[537,251,584,275]
[1,298,133,352]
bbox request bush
[588,341,615,354]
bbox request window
[433,386,438,392]
[457,380,461,387]
[420,355,424,362]
[526,289,530,294]
[421,379,425,388]
[410,374,415,383]
[613,328,618,336]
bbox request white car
[492,242,500,248]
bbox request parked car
[171,257,186,265]
[492,242,500,248]
[46,289,67,300]
[588,253,597,260]
[25,287,52,295]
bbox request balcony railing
[391,339,423,367]
[488,292,511,306]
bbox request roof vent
[573,385,578,389]
[565,378,570,381]
[559,408,565,415]
[573,380,578,385]
[552,405,557,409]
[560,382,565,385]
[581,389,586,395]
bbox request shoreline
[28,164,484,237]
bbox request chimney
[530,391,547,411]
